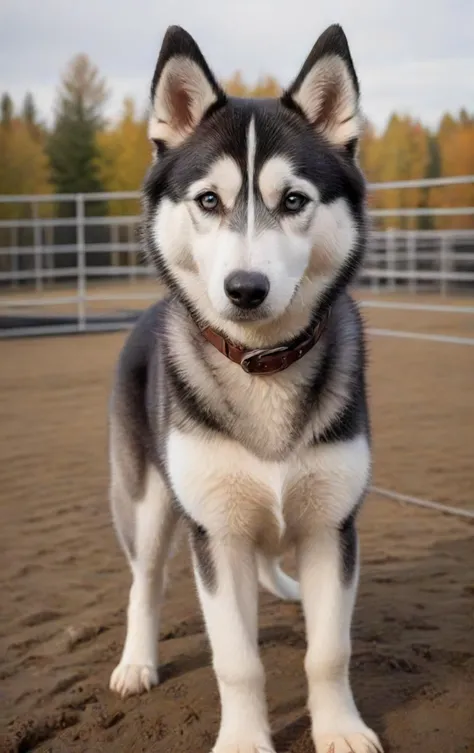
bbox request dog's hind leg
[109,464,179,697]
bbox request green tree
[22,93,37,127]
[1,93,14,126]
[21,92,44,142]
[22,92,36,124]
[47,54,109,214]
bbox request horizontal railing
[0,176,473,336]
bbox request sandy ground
[0,303,473,753]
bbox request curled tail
[257,554,300,601]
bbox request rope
[368,328,474,346]
[370,486,474,520]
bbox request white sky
[1,0,473,132]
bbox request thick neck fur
[164,290,365,462]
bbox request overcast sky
[1,0,473,132]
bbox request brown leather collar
[201,309,329,376]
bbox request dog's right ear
[148,25,226,151]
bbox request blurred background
[0,0,473,328]
[1,3,473,753]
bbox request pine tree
[1,93,14,126]
[47,54,109,214]
[21,92,43,142]
[22,93,37,128]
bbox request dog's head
[143,24,366,342]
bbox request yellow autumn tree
[223,72,281,98]
[359,119,382,184]
[95,97,151,216]
[368,115,431,229]
[250,76,281,98]
[0,117,52,219]
[429,111,474,229]
[224,72,249,97]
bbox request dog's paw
[109,662,158,697]
[315,730,383,753]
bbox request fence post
[46,225,54,285]
[111,223,119,270]
[440,234,450,297]
[33,202,43,292]
[369,234,379,293]
[386,228,396,292]
[408,231,417,294]
[11,226,18,288]
[76,193,87,331]
[128,222,136,283]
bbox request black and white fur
[108,24,383,753]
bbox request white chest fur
[166,429,370,553]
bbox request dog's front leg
[192,532,274,753]
[297,520,383,753]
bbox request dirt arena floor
[1,298,473,753]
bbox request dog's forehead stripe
[182,109,324,235]
[246,118,257,246]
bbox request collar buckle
[240,345,288,375]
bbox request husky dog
[108,22,382,753]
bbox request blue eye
[197,191,220,211]
[283,192,309,213]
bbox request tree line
[0,55,473,228]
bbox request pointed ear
[282,25,361,155]
[148,25,226,150]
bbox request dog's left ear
[282,25,361,156]
[148,25,226,150]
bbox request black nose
[224,270,270,309]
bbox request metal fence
[0,175,473,337]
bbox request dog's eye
[196,191,220,212]
[282,192,309,213]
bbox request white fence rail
[0,177,473,337]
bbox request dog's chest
[211,355,308,459]
[166,428,370,552]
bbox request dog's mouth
[219,282,304,326]
[221,302,274,324]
